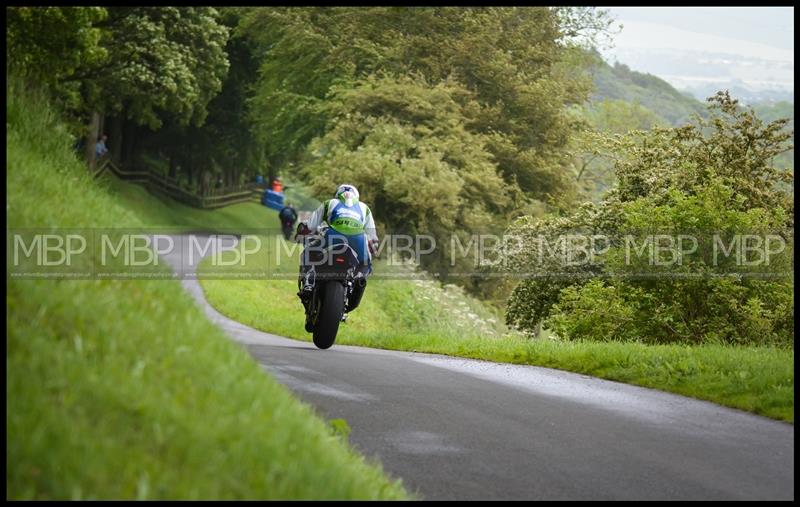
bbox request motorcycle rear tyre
[312,281,344,349]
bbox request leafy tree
[545,180,793,346]
[568,99,668,200]
[608,92,793,221]
[6,7,107,87]
[750,100,794,172]
[136,8,262,189]
[6,7,107,123]
[503,200,614,335]
[7,7,231,169]
[84,7,230,130]
[303,74,510,278]
[237,6,614,298]
[505,92,794,345]
[241,7,611,210]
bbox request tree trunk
[85,111,100,170]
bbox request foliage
[552,6,619,50]
[241,7,608,210]
[7,7,231,131]
[546,181,794,347]
[303,73,510,276]
[138,8,262,186]
[6,7,108,88]
[546,277,794,348]
[750,100,794,172]
[608,92,794,220]
[503,206,609,334]
[568,98,668,199]
[506,92,795,347]
[544,280,643,342]
[235,7,617,297]
[8,6,615,290]
[88,7,230,129]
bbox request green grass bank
[6,80,410,500]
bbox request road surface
[161,235,794,500]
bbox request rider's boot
[297,268,314,301]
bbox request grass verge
[97,174,275,233]
[7,79,409,499]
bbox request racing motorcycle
[281,218,295,240]
[297,229,368,349]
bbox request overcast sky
[605,7,793,53]
[600,7,794,100]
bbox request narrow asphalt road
[161,235,794,500]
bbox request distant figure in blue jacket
[95,134,108,159]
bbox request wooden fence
[93,159,264,209]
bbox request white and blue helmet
[335,184,359,207]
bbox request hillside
[589,58,708,125]
[752,101,795,171]
[752,101,794,127]
[587,58,793,173]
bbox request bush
[546,277,793,347]
[506,93,794,347]
[545,280,641,342]
[503,200,620,333]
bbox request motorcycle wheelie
[294,184,378,349]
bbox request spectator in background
[95,134,108,159]
[271,176,283,193]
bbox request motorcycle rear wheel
[312,281,344,349]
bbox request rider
[278,201,298,229]
[295,184,379,312]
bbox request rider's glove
[368,238,379,255]
[294,223,311,242]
